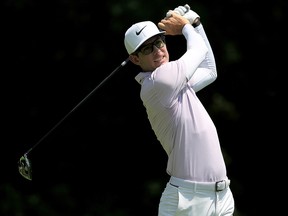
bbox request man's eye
[142,46,152,52]
[155,40,163,47]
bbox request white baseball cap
[124,21,165,55]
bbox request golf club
[18,58,130,180]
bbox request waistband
[169,176,230,192]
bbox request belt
[169,176,230,192]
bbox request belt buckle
[215,180,226,192]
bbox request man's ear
[129,55,140,65]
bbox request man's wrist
[192,18,201,27]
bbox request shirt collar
[135,72,152,85]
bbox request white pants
[158,176,234,216]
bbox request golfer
[124,4,235,216]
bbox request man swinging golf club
[124,4,235,216]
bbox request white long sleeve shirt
[135,24,227,182]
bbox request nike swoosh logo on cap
[136,25,147,35]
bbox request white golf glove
[166,4,200,25]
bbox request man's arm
[188,24,217,92]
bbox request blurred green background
[2,0,286,215]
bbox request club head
[18,154,32,180]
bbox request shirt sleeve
[179,24,208,82]
[150,24,217,107]
[187,24,218,92]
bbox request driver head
[18,154,32,180]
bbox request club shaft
[25,58,130,155]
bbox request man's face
[131,35,169,72]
